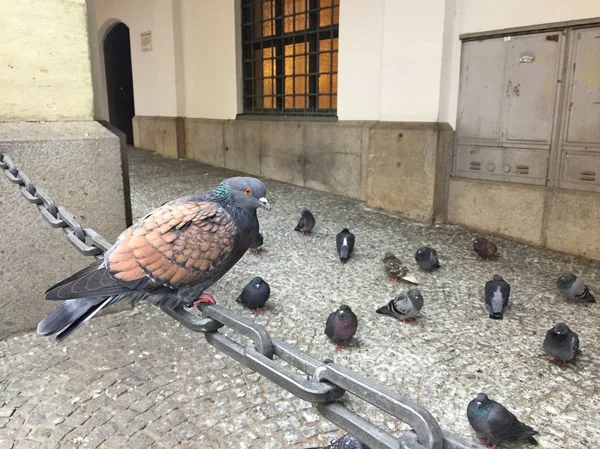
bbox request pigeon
[336,228,355,264]
[484,274,510,320]
[467,393,538,448]
[294,209,315,236]
[37,177,271,342]
[306,434,370,449]
[376,288,423,323]
[325,304,358,351]
[556,273,595,304]
[381,252,419,284]
[543,322,580,366]
[236,276,270,314]
[415,246,439,271]
[249,232,263,255]
[474,237,497,261]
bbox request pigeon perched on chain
[467,393,538,448]
[376,288,423,323]
[336,228,355,264]
[249,232,263,255]
[236,276,270,314]
[37,177,271,342]
[474,237,497,261]
[325,304,358,351]
[382,252,419,284]
[543,322,580,366]
[484,274,510,320]
[307,434,370,449]
[294,209,315,236]
[415,246,439,271]
[556,273,595,304]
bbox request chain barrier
[1,152,483,449]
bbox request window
[241,0,340,117]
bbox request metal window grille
[241,0,339,117]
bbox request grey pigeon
[415,246,439,271]
[336,228,355,264]
[484,274,510,320]
[236,276,270,314]
[249,232,263,255]
[382,252,419,284]
[474,237,497,261]
[306,434,370,449]
[37,177,271,342]
[295,209,316,235]
[467,393,538,447]
[376,288,423,323]
[543,322,580,366]
[557,273,595,304]
[325,304,358,351]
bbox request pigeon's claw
[251,308,262,315]
[192,293,216,307]
[389,278,397,284]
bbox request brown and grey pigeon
[543,322,580,366]
[294,209,315,236]
[37,177,270,342]
[556,273,595,304]
[382,252,419,284]
[307,434,370,449]
[236,276,270,314]
[474,237,497,261]
[325,304,358,351]
[467,393,538,448]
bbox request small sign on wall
[141,30,152,52]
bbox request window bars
[241,0,339,117]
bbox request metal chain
[0,153,112,258]
[1,152,483,449]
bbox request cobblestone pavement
[1,147,600,449]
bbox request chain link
[0,153,107,257]
[1,152,483,449]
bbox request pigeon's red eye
[244,188,252,196]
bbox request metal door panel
[559,151,600,192]
[504,33,562,145]
[564,27,600,145]
[456,38,506,143]
[455,145,548,185]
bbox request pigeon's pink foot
[303,232,309,236]
[192,293,216,307]
[402,318,416,324]
[567,299,575,305]
[548,358,558,365]
[560,361,569,368]
[389,278,397,284]
[335,341,349,351]
[251,308,262,315]
[478,438,493,447]
[476,257,483,262]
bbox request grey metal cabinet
[455,31,564,186]
[556,26,600,193]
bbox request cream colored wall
[94,0,179,119]
[180,0,239,119]
[440,0,600,126]
[0,0,93,121]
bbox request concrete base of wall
[0,121,129,339]
[139,116,452,224]
[447,177,600,261]
[133,115,185,159]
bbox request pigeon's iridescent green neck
[473,402,492,416]
[213,183,231,200]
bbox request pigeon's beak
[259,197,271,211]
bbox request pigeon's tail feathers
[37,296,118,342]
[587,291,596,302]
[526,436,539,445]
[339,245,349,262]
[489,312,504,320]
[376,304,393,316]
[235,294,244,304]
[403,273,420,284]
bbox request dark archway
[104,23,135,145]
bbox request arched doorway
[103,23,135,145]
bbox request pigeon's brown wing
[107,200,237,287]
[385,258,408,278]
[45,200,238,300]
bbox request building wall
[93,0,179,119]
[0,0,94,121]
